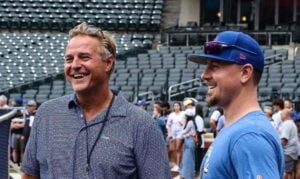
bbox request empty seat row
[0,32,153,91]
[0,0,164,31]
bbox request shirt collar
[67,91,127,118]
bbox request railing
[163,29,293,46]
[168,78,201,102]
[264,53,286,65]
[295,46,299,59]
[0,109,18,123]
[134,91,155,105]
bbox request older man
[21,22,171,179]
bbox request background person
[167,101,185,172]
[0,95,9,108]
[284,99,298,121]
[174,108,197,179]
[10,97,25,165]
[209,107,223,137]
[280,109,298,179]
[152,105,167,140]
[21,100,37,150]
[194,104,205,176]
[294,118,300,179]
[272,98,284,133]
[135,99,146,110]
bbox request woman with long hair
[194,104,205,174]
[175,108,197,179]
[167,102,185,172]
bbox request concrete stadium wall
[178,0,200,27]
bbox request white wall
[178,0,200,27]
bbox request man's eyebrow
[78,52,91,56]
[64,54,72,58]
[65,52,91,57]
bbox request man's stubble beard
[205,95,219,107]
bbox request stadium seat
[259,87,273,102]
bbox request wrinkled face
[201,60,242,107]
[64,35,112,94]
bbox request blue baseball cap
[14,97,23,106]
[135,100,146,107]
[188,31,264,73]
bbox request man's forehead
[206,59,234,66]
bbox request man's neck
[223,89,261,126]
[76,87,114,122]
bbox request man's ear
[105,56,114,73]
[240,64,253,84]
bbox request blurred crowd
[2,93,300,178]
[0,95,37,166]
[135,97,300,178]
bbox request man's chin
[71,86,86,94]
[205,97,218,107]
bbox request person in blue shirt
[152,105,167,140]
[188,31,284,178]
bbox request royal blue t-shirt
[200,110,284,179]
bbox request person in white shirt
[272,98,284,134]
[167,101,185,172]
[280,109,298,179]
[295,118,300,179]
[174,108,197,179]
[182,98,205,175]
[209,107,223,137]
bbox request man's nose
[71,58,81,69]
[200,67,209,81]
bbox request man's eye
[65,58,72,63]
[210,64,218,70]
[81,56,90,60]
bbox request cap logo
[239,52,246,60]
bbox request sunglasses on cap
[204,41,257,56]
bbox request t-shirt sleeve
[272,112,282,130]
[134,121,171,179]
[211,111,221,121]
[231,133,282,179]
[20,112,40,176]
